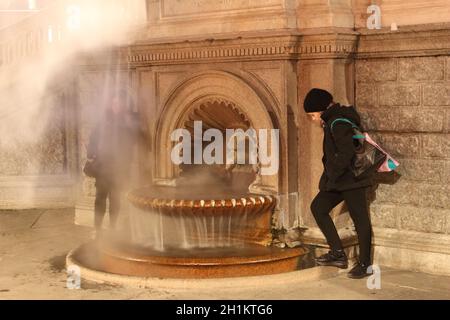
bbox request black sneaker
[348,262,372,279]
[315,250,348,269]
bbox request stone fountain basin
[68,185,310,280]
[68,241,309,279]
[127,186,275,216]
[127,186,277,247]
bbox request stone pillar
[297,32,358,253]
[299,59,353,248]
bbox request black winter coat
[87,110,142,187]
[319,104,373,192]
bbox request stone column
[298,51,353,250]
[289,0,360,255]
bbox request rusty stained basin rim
[100,243,309,267]
[66,244,335,285]
[127,192,275,213]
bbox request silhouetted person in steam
[86,93,144,237]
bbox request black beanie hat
[303,88,333,113]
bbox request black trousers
[310,187,372,265]
[94,179,121,230]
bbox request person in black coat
[304,88,373,279]
[86,93,145,237]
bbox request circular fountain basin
[127,186,275,216]
[127,186,277,248]
[68,241,309,279]
[69,185,309,280]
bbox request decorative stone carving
[128,33,358,65]
[153,70,279,192]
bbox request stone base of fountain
[68,240,309,279]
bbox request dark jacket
[319,103,373,192]
[87,109,142,187]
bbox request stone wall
[0,87,78,209]
[144,0,298,39]
[355,31,450,275]
[353,0,450,28]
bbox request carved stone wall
[129,56,295,231]
[0,85,77,209]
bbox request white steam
[0,0,147,204]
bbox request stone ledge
[374,227,450,256]
[78,29,360,69]
[0,175,75,209]
[374,245,450,277]
[373,227,450,276]
[0,174,74,187]
[124,31,358,67]
[300,226,358,248]
[300,227,450,276]
[357,23,450,58]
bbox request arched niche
[154,70,280,193]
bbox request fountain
[68,101,309,280]
[69,177,308,279]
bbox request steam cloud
[0,0,147,206]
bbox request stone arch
[154,70,280,192]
